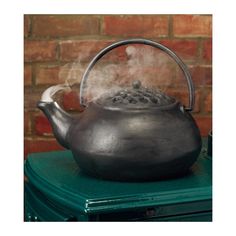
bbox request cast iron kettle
[38,39,202,181]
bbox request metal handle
[80,38,194,111]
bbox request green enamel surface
[24,138,212,214]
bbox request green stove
[24,138,212,222]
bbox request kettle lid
[95,80,176,109]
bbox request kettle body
[66,102,201,181]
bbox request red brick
[107,41,198,65]
[24,111,31,134]
[189,66,204,86]
[166,88,201,113]
[103,15,169,37]
[35,62,89,85]
[24,40,57,62]
[204,66,212,85]
[142,66,176,88]
[35,65,61,85]
[204,91,212,113]
[194,115,212,136]
[103,43,170,64]
[24,64,32,86]
[59,40,113,62]
[34,113,53,136]
[63,90,85,112]
[24,15,30,37]
[24,88,42,110]
[60,39,197,65]
[173,15,212,37]
[116,64,175,89]
[202,39,212,62]
[24,138,64,158]
[32,15,100,37]
[176,65,212,86]
[160,40,198,62]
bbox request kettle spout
[37,101,74,149]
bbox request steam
[41,84,70,102]
[82,45,175,104]
[40,43,177,105]
[40,58,85,103]
[125,46,174,88]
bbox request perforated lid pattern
[96,80,176,108]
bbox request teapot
[37,39,202,181]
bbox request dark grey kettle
[38,39,202,181]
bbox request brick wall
[24,14,212,157]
